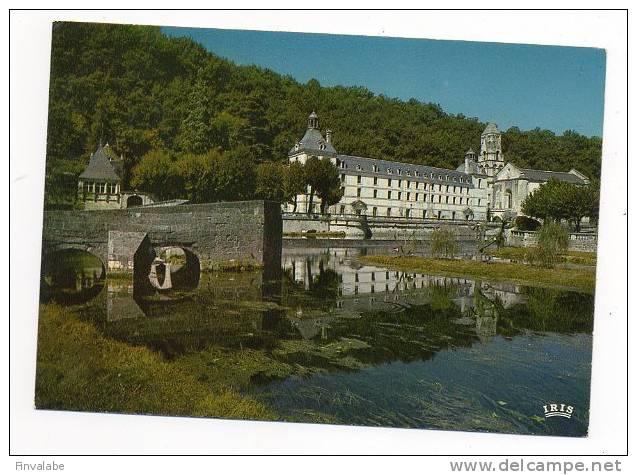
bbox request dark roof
[79,145,121,181]
[518,167,588,184]
[456,159,487,176]
[482,123,500,135]
[339,154,474,187]
[289,127,338,157]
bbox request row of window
[79,182,118,194]
[337,278,459,298]
[338,205,469,220]
[353,187,478,206]
[347,175,471,194]
[348,270,465,284]
[340,162,470,184]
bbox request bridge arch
[126,194,144,208]
[40,247,106,304]
[148,246,200,291]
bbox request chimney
[465,156,470,172]
[326,129,332,144]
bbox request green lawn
[359,255,596,294]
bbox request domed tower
[479,123,504,177]
[288,111,338,163]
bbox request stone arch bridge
[42,201,282,279]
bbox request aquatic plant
[35,304,276,420]
[430,227,460,259]
[527,221,570,268]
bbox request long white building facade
[286,112,588,221]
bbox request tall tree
[303,156,322,214]
[522,179,599,231]
[212,146,256,201]
[312,158,344,214]
[255,161,286,202]
[283,161,307,212]
[130,149,183,200]
[178,71,213,154]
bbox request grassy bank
[486,247,597,266]
[359,255,596,294]
[35,304,275,420]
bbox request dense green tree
[313,159,344,214]
[564,181,600,231]
[521,179,599,231]
[302,156,325,213]
[176,152,216,202]
[44,22,604,209]
[211,146,256,201]
[255,161,286,202]
[177,72,214,154]
[130,149,182,200]
[282,161,307,212]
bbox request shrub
[515,216,541,231]
[430,227,459,259]
[527,221,569,268]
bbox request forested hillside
[44,22,603,208]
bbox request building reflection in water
[48,246,540,349]
[281,247,527,340]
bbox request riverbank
[359,255,596,293]
[486,247,597,266]
[35,304,275,420]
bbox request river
[40,243,594,436]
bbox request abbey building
[286,112,589,221]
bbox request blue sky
[162,26,606,137]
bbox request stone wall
[42,201,282,272]
[283,213,482,238]
[282,214,331,234]
[107,231,150,273]
[506,229,598,252]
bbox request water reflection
[40,249,105,305]
[43,246,594,435]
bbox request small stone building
[77,144,155,210]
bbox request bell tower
[308,111,319,129]
[479,123,504,177]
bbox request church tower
[479,123,504,177]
